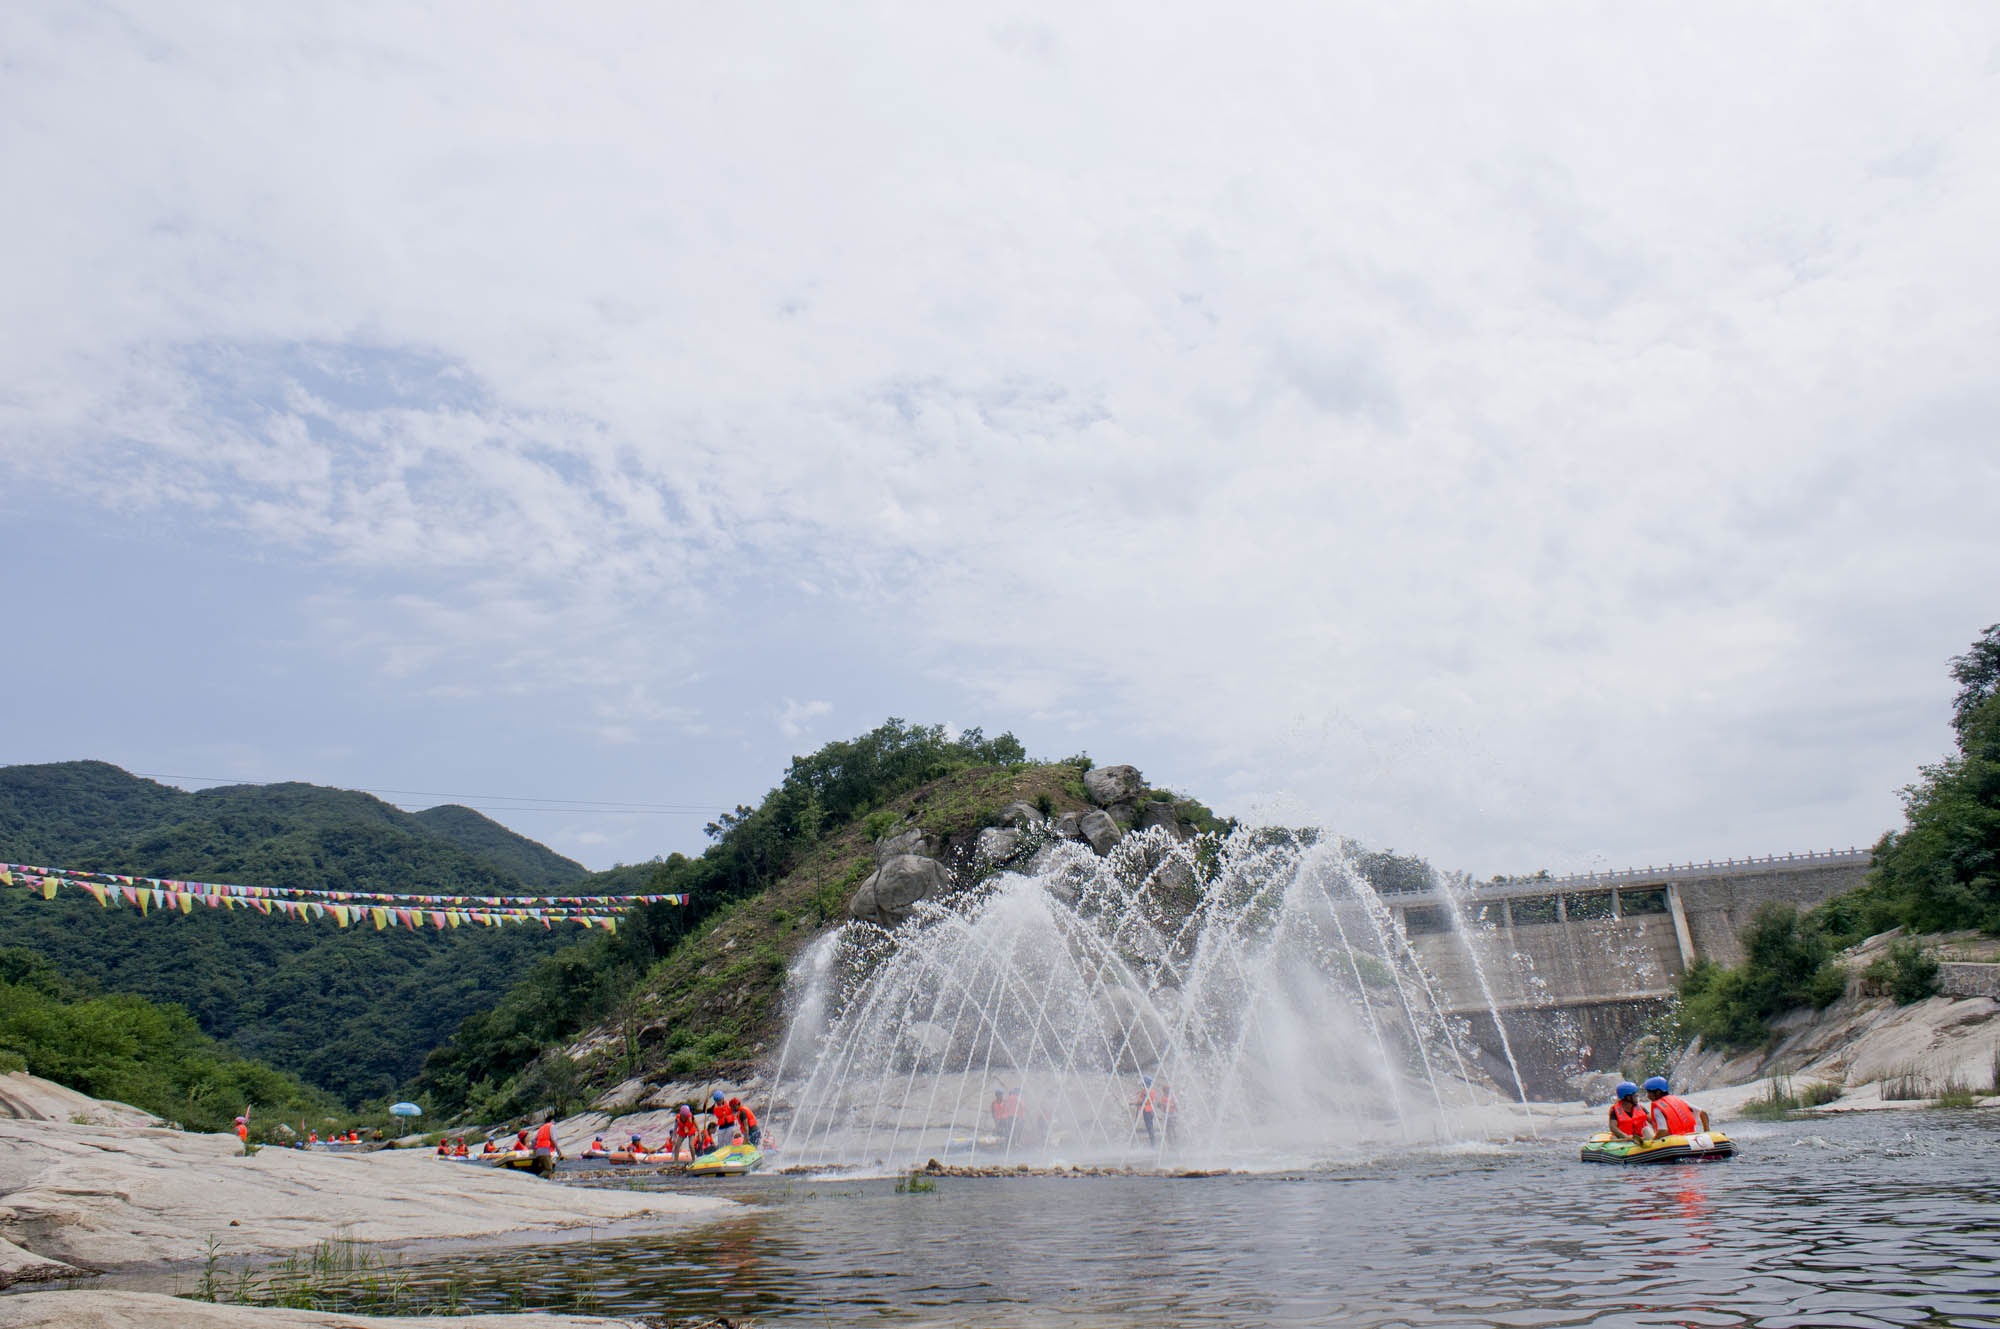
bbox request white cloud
[777,699,834,742]
[3,2,1998,872]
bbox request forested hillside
[0,762,588,1103]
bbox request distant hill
[411,804,589,890]
[0,761,601,1105]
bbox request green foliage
[862,810,899,841]
[1863,939,1941,1004]
[0,762,586,1104]
[1738,1075,1843,1119]
[1679,905,1846,1048]
[0,945,332,1130]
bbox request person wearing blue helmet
[710,1089,739,1146]
[1606,1081,1647,1139]
[1640,1075,1710,1139]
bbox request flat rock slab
[0,1289,653,1329]
[0,1235,86,1290]
[0,1117,734,1274]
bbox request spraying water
[776,828,1532,1170]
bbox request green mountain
[412,804,589,890]
[0,761,586,1105]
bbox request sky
[4,3,1997,879]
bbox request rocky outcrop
[0,1291,651,1328]
[849,854,951,927]
[1083,765,1144,807]
[0,1107,730,1278]
[995,801,1046,830]
[1138,801,1191,842]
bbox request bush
[1863,939,1941,1004]
[1679,905,1846,1048]
[862,810,899,841]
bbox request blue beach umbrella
[388,1102,423,1118]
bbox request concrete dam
[1384,849,1873,1091]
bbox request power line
[133,772,728,814]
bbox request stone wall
[1939,962,2000,1000]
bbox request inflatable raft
[687,1141,762,1176]
[1580,1130,1736,1164]
[478,1149,555,1177]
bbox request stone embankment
[849,763,1195,926]
[0,1291,667,1329]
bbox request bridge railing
[1382,847,1872,902]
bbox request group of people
[1606,1075,1712,1141]
[451,1090,762,1163]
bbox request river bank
[0,1076,736,1305]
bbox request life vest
[1137,1088,1157,1113]
[1650,1094,1700,1135]
[714,1101,737,1127]
[1610,1100,1647,1137]
[674,1114,698,1138]
[533,1122,557,1151]
[695,1130,715,1153]
[735,1104,758,1132]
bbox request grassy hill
[0,761,586,1104]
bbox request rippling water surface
[343,1112,2000,1326]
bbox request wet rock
[849,854,952,927]
[996,801,1046,830]
[1083,765,1143,807]
[1138,801,1191,841]
[975,827,1024,863]
[1079,809,1122,856]
[1052,811,1084,840]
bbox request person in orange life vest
[531,1115,565,1161]
[481,1138,500,1155]
[710,1091,739,1146]
[235,1116,249,1147]
[730,1098,761,1147]
[693,1124,716,1156]
[587,1135,608,1155]
[306,1130,318,1147]
[628,1133,650,1156]
[673,1105,700,1160]
[452,1138,469,1157]
[513,1129,531,1153]
[1134,1075,1163,1147]
[1640,1076,1709,1140]
[1606,1082,1648,1139]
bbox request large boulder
[975,827,1024,863]
[1079,809,1123,856]
[1083,765,1144,807]
[849,854,952,927]
[995,801,1046,830]
[1138,801,1192,842]
[1052,811,1085,841]
[875,826,937,865]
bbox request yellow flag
[371,907,388,930]
[41,877,59,900]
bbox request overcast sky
[4,3,1996,878]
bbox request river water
[307,1111,1999,1326]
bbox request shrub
[1863,940,1941,1004]
[1679,905,1846,1048]
[862,810,899,841]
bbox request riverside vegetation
[1676,623,2000,1048]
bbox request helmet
[711,1090,726,1103]
[1615,1081,1638,1100]
[1643,1076,1670,1093]
[1141,1075,1153,1085]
